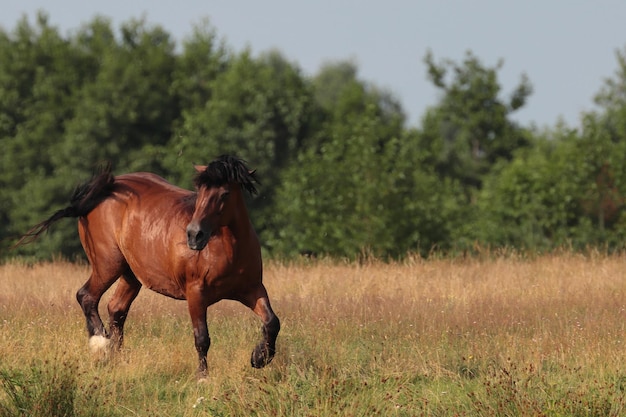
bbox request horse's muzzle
[186,223,208,251]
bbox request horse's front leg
[186,289,211,378]
[242,284,280,368]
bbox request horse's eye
[220,191,230,201]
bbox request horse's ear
[193,164,207,173]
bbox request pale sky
[2,0,625,129]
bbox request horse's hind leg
[76,274,119,353]
[76,258,126,354]
[107,270,142,351]
[241,284,280,368]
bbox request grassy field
[1,252,626,416]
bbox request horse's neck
[229,193,254,237]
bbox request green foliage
[476,117,626,251]
[3,12,626,260]
[267,63,411,258]
[59,17,177,174]
[0,13,87,258]
[170,19,230,113]
[166,48,316,236]
[0,15,182,259]
[475,134,579,249]
[594,46,626,143]
[419,50,532,191]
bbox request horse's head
[186,155,258,251]
[186,172,232,251]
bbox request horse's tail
[13,163,116,247]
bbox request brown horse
[17,155,280,377]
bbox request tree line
[2,12,626,261]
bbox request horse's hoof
[251,344,275,368]
[89,335,111,354]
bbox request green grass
[1,254,626,416]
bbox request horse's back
[115,172,188,195]
[87,172,192,225]
[78,172,194,297]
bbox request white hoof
[89,335,111,354]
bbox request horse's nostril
[186,223,207,250]
[187,223,199,236]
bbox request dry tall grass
[1,252,626,415]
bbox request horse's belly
[145,282,186,300]
[123,253,187,300]
[135,269,186,300]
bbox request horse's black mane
[193,155,259,195]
